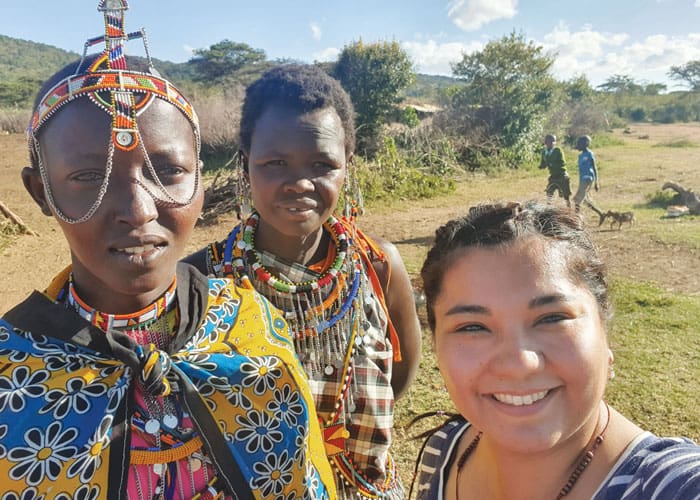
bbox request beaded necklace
[66,275,178,331]
[455,402,611,500]
[224,212,364,376]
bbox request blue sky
[3,0,700,89]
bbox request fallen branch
[0,201,38,236]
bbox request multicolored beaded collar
[224,211,349,293]
[66,275,177,331]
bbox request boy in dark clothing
[539,133,571,207]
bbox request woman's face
[245,106,347,242]
[31,97,203,313]
[432,237,611,454]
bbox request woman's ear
[21,167,52,216]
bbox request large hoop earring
[235,152,252,221]
[343,159,363,221]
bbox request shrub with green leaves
[353,137,455,202]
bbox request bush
[0,107,30,134]
[645,190,681,208]
[192,86,244,172]
[354,137,455,202]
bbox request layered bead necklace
[224,213,367,377]
[225,214,375,428]
[64,276,221,499]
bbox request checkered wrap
[207,239,403,498]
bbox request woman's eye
[70,171,105,183]
[313,161,336,170]
[156,165,186,177]
[263,159,286,167]
[454,323,487,334]
[537,313,568,325]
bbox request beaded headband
[27,0,201,224]
[28,0,199,147]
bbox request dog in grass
[599,210,635,230]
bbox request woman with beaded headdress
[0,2,335,498]
[185,64,423,498]
[410,201,700,499]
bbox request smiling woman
[0,2,335,498]
[411,202,700,500]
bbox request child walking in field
[538,133,571,207]
[574,135,604,220]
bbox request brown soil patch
[2,124,699,315]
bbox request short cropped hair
[239,64,356,157]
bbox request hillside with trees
[3,31,700,202]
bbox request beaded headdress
[28,0,201,224]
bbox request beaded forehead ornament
[28,0,201,224]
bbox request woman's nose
[283,171,315,193]
[112,177,159,226]
[490,331,544,376]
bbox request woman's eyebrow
[529,293,569,309]
[444,304,490,316]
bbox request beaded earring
[343,159,364,221]
[234,152,252,221]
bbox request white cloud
[312,47,340,63]
[401,39,483,75]
[541,23,700,88]
[695,0,700,7]
[448,0,518,32]
[310,22,322,42]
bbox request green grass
[606,279,700,441]
[653,138,699,148]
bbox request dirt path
[1,126,698,314]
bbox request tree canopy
[333,40,415,154]
[449,31,556,155]
[189,40,266,83]
[669,60,700,91]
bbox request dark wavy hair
[420,201,611,333]
[238,63,355,158]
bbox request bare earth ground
[1,123,699,313]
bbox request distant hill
[1,34,457,109]
[403,73,463,104]
[0,34,198,108]
[0,34,80,107]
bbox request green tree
[333,40,415,154]
[561,75,595,101]
[597,74,644,94]
[190,40,266,83]
[449,31,556,159]
[668,60,700,91]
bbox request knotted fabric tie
[136,343,172,397]
[105,329,172,397]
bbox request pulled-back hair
[420,201,611,332]
[239,64,355,157]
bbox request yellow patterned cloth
[0,264,335,499]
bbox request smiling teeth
[121,244,155,254]
[493,390,548,406]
